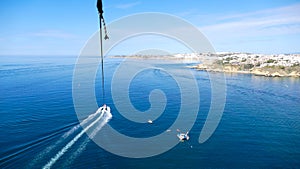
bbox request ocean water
[0,55,299,168]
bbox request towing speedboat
[98,104,112,119]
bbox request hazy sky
[1,0,300,55]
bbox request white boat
[98,104,112,119]
[177,131,189,141]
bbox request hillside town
[188,52,300,77]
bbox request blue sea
[0,55,300,168]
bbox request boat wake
[28,106,111,169]
[62,112,112,168]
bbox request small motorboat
[147,120,153,124]
[177,130,189,141]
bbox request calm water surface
[0,55,299,168]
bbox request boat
[98,104,112,118]
[177,131,189,141]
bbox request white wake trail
[62,113,112,168]
[80,108,103,126]
[42,109,107,169]
[28,125,82,168]
[28,110,102,168]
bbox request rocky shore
[190,64,300,77]
[188,52,300,77]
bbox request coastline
[109,52,300,78]
[189,64,300,77]
[186,52,300,78]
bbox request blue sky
[0,0,300,55]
